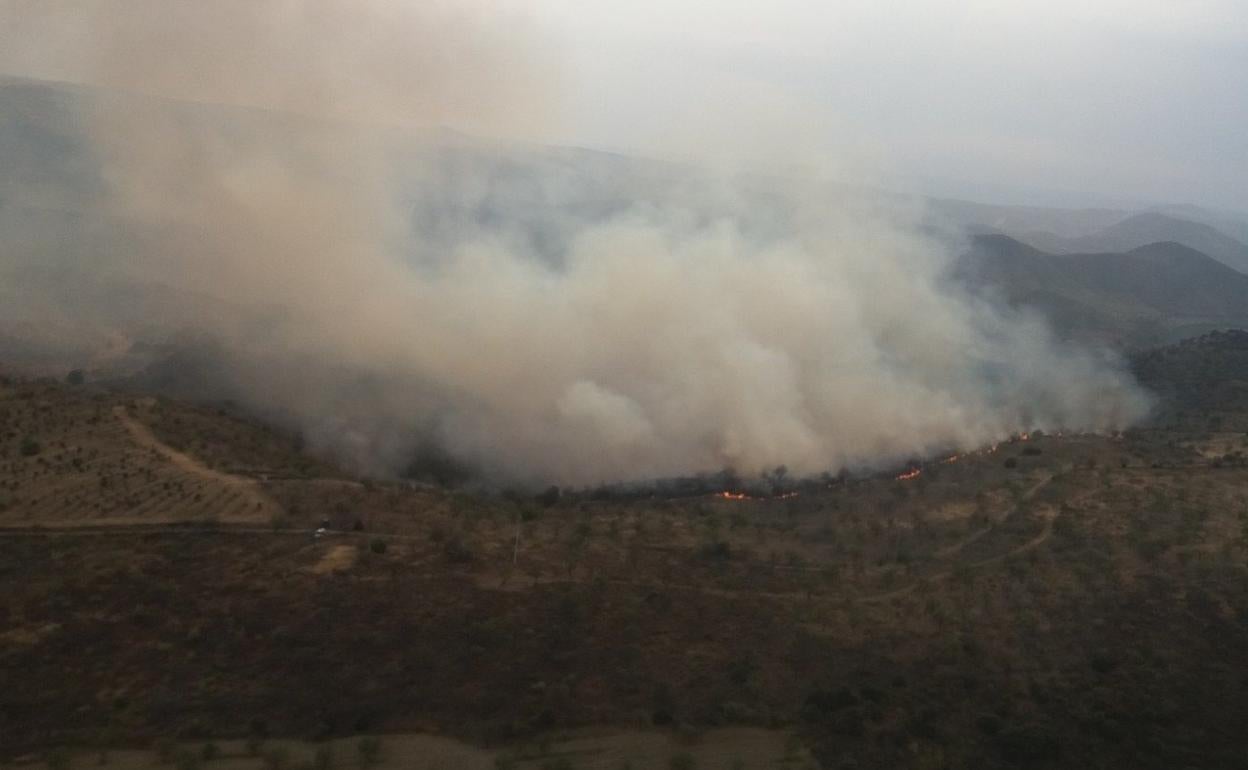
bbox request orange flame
[895,468,922,481]
[713,490,800,501]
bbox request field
[5,332,1248,769]
[12,728,814,770]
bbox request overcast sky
[526,0,1247,211]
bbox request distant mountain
[959,234,1248,347]
[1015,212,1248,275]
[926,198,1128,239]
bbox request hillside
[5,354,1248,769]
[1016,212,1248,275]
[959,234,1248,347]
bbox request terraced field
[0,383,278,527]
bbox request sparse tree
[356,737,382,768]
[262,747,289,770]
[174,750,202,770]
[46,749,72,770]
[312,745,334,770]
[154,739,178,765]
[669,752,696,770]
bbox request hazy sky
[0,0,1242,211]
[527,0,1247,211]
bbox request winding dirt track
[114,405,282,522]
[0,454,1062,605]
[857,473,1057,603]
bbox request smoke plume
[0,1,1149,483]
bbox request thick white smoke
[0,1,1149,483]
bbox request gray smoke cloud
[0,1,1149,483]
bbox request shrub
[369,538,387,554]
[66,369,86,386]
[46,749,72,770]
[20,437,40,457]
[995,724,1060,764]
[442,535,474,563]
[200,744,219,762]
[356,737,382,768]
[312,745,334,770]
[262,747,289,770]
[154,739,178,764]
[245,738,264,757]
[669,753,696,770]
[535,485,561,507]
[174,750,202,770]
[1003,457,1018,469]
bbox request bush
[535,485,561,507]
[154,739,178,764]
[995,724,1060,764]
[369,538,387,555]
[46,749,72,770]
[697,540,732,561]
[442,535,474,564]
[356,737,382,768]
[262,747,289,770]
[174,750,202,770]
[493,756,517,770]
[1003,457,1018,469]
[312,745,334,770]
[200,744,219,762]
[66,369,86,386]
[669,753,696,770]
[20,437,40,457]
[245,738,264,757]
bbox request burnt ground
[5,332,1248,768]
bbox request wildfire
[895,468,922,481]
[713,490,801,502]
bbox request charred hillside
[4,345,1248,768]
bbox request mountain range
[4,74,1248,360]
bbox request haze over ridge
[0,2,1150,483]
